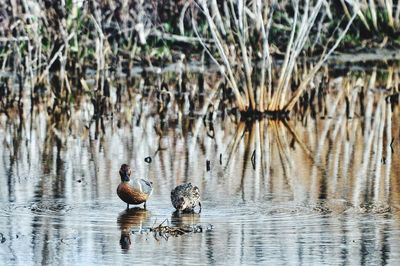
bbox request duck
[171,183,201,213]
[117,164,153,209]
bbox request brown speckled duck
[171,183,201,212]
[117,164,153,209]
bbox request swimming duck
[171,183,201,212]
[117,164,153,209]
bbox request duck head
[119,164,131,182]
[175,197,189,211]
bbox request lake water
[0,70,400,265]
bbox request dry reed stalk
[395,2,400,28]
[369,0,378,30]
[281,0,321,107]
[90,15,105,93]
[284,12,357,113]
[179,1,191,35]
[385,0,394,29]
[235,0,256,110]
[269,0,300,111]
[257,0,274,112]
[352,0,371,30]
[210,0,226,36]
[194,1,246,111]
[386,66,394,89]
[339,0,352,19]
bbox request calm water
[1,71,400,265]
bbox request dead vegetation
[133,219,214,241]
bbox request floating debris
[29,202,71,214]
[0,233,6,243]
[144,157,152,163]
[132,220,213,241]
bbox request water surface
[1,70,400,265]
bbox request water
[1,71,400,265]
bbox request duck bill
[122,174,130,182]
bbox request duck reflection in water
[117,207,149,250]
[171,210,201,228]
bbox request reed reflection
[0,68,399,265]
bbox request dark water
[1,71,400,265]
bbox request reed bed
[0,1,399,120]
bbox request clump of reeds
[190,0,356,117]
